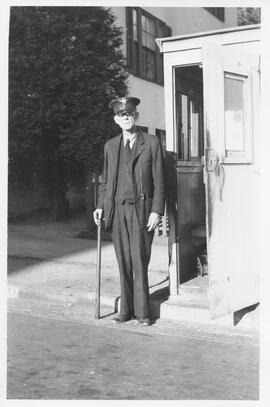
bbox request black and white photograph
[1,0,269,404]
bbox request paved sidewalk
[8,216,169,317]
[7,215,260,330]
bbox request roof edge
[156,24,261,52]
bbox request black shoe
[137,317,151,326]
[113,315,135,324]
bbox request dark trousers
[112,202,154,318]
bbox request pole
[95,222,102,319]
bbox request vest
[115,138,138,203]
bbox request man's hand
[93,209,103,226]
[147,212,161,232]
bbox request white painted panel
[224,166,260,310]
[160,26,260,54]
[203,43,260,318]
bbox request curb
[8,284,119,308]
[8,284,259,331]
[8,284,163,321]
[8,283,162,309]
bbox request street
[7,297,259,400]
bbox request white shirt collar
[123,132,137,149]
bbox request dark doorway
[174,64,206,284]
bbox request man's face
[114,111,137,131]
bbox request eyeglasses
[116,111,134,117]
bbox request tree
[238,8,261,26]
[9,6,127,221]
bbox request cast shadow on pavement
[233,303,259,326]
[98,277,170,324]
[149,279,170,324]
[7,232,111,274]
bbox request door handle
[204,148,225,201]
[205,148,219,172]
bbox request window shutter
[126,7,134,71]
[166,25,172,37]
[156,21,171,85]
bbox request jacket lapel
[109,134,123,192]
[132,130,145,163]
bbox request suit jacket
[97,130,165,231]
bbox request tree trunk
[52,182,69,221]
[50,158,69,221]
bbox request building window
[126,7,171,85]
[204,8,225,22]
[132,9,139,76]
[222,70,253,163]
[176,91,203,161]
[224,73,246,154]
[190,99,201,158]
[142,14,156,80]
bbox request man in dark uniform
[93,97,165,326]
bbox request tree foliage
[9,6,128,180]
[238,7,261,26]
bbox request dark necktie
[125,138,132,160]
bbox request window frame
[222,68,253,164]
[190,97,203,160]
[126,7,171,85]
[176,90,204,162]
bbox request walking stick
[95,221,102,319]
